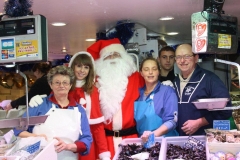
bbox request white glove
[29,94,47,107]
[99,151,111,160]
[161,80,174,88]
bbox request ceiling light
[51,22,66,26]
[85,39,96,42]
[62,48,67,52]
[5,64,15,68]
[159,16,174,21]
[167,32,179,35]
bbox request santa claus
[87,38,145,158]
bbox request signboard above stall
[191,11,238,54]
[0,15,48,65]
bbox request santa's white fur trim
[75,80,85,87]
[84,92,91,120]
[100,44,125,57]
[99,151,111,159]
[89,116,104,124]
[79,98,87,105]
[113,137,122,154]
[68,51,95,70]
[112,107,122,130]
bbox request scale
[0,14,49,131]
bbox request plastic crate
[0,156,20,160]
[192,98,228,110]
[113,137,163,160]
[159,136,208,160]
[207,138,240,156]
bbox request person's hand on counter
[5,103,13,111]
[0,100,12,111]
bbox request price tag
[184,136,204,150]
[25,141,41,154]
[143,133,155,148]
[213,120,230,130]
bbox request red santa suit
[87,38,145,158]
[68,52,110,160]
[102,72,144,158]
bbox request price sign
[213,120,230,130]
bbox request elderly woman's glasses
[52,81,70,87]
[175,54,194,61]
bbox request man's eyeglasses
[175,54,194,61]
[52,81,70,87]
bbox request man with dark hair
[158,46,175,82]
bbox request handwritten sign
[213,120,230,130]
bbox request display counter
[0,136,57,160]
[113,133,240,160]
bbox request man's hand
[161,80,174,88]
[181,119,200,135]
[29,94,47,107]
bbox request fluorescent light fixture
[51,22,66,26]
[147,33,160,37]
[159,16,174,21]
[85,39,96,42]
[5,64,15,68]
[62,48,67,52]
[167,32,179,35]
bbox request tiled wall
[0,86,25,102]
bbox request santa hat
[87,38,126,60]
[68,51,95,69]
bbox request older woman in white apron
[134,57,178,142]
[14,66,92,160]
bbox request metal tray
[192,98,229,110]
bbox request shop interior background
[0,0,240,99]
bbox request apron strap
[146,93,154,103]
[52,103,57,109]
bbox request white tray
[113,137,163,160]
[192,98,229,110]
[159,136,208,160]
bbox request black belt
[105,126,138,137]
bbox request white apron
[33,104,82,160]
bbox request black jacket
[11,75,51,108]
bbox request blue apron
[134,93,178,137]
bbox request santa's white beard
[96,57,136,122]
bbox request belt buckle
[114,131,120,137]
